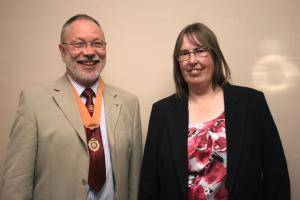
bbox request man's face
[59,19,106,87]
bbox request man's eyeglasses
[61,41,106,50]
[177,47,210,61]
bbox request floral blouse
[187,112,228,200]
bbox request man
[0,14,142,200]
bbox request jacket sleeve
[257,92,290,199]
[138,103,164,200]
[0,91,37,200]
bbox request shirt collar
[67,74,99,96]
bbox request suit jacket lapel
[168,96,189,197]
[51,75,87,147]
[223,84,246,193]
[103,85,121,179]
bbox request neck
[78,77,99,88]
[188,84,221,102]
[67,73,100,88]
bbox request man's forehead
[64,19,104,39]
[68,19,101,30]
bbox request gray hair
[60,14,101,43]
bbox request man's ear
[59,44,66,63]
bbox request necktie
[82,88,106,192]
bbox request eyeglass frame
[176,47,211,61]
[61,40,106,50]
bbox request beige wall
[0,0,299,198]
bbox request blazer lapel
[223,84,246,193]
[102,85,121,178]
[51,75,87,147]
[168,96,189,197]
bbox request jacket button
[82,179,87,185]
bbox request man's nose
[82,44,96,56]
[84,54,95,60]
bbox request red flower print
[188,184,206,200]
[187,112,227,199]
[214,137,227,151]
[204,162,226,184]
[210,119,225,133]
[214,186,228,200]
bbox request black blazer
[139,84,290,200]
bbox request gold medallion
[88,138,100,152]
[88,123,98,130]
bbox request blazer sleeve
[0,91,37,200]
[257,92,290,199]
[139,103,164,200]
[128,97,143,200]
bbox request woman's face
[179,34,214,91]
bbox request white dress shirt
[68,76,114,200]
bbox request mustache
[76,55,100,64]
[76,56,101,65]
[77,56,100,62]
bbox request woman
[139,23,290,200]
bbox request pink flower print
[188,127,198,137]
[210,119,225,133]
[188,129,210,151]
[189,149,211,171]
[187,112,227,199]
[214,186,228,200]
[214,137,227,152]
[204,161,226,184]
[188,184,206,200]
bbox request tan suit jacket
[0,75,142,200]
